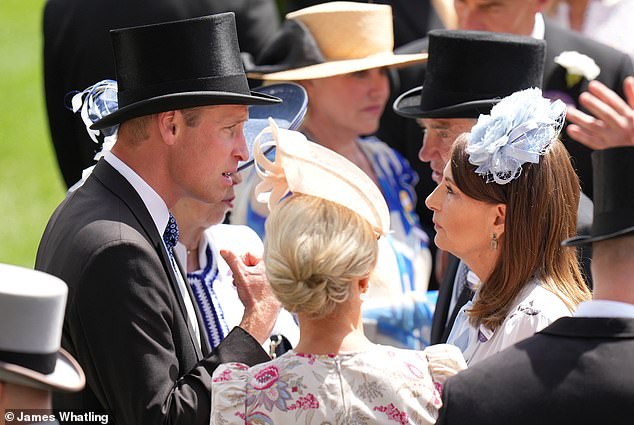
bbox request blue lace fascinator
[466,88,566,185]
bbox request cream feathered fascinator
[467,87,566,185]
[252,118,391,236]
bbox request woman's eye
[445,185,454,195]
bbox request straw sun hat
[247,1,427,81]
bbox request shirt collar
[174,232,211,272]
[103,152,169,237]
[531,13,545,40]
[575,300,634,319]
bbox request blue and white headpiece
[466,88,566,185]
[70,79,119,160]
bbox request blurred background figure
[0,264,85,416]
[211,121,467,425]
[544,0,634,64]
[236,1,434,349]
[426,89,591,365]
[43,0,281,189]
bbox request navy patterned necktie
[161,211,202,350]
[163,212,179,255]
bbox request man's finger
[624,76,634,109]
[566,106,607,134]
[220,249,241,273]
[587,79,631,117]
[578,91,623,127]
[242,252,261,267]
[566,124,602,150]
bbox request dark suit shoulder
[438,317,634,425]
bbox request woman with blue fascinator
[425,88,591,365]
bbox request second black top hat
[393,30,546,119]
[92,13,280,130]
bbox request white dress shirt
[575,299,634,318]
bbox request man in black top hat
[43,0,282,189]
[436,82,634,424]
[35,14,282,425]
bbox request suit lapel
[430,254,460,344]
[543,20,588,106]
[172,254,212,357]
[91,160,205,359]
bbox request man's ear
[157,111,178,144]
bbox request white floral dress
[211,344,464,425]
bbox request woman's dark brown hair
[451,134,591,330]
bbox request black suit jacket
[429,254,461,344]
[43,0,281,188]
[437,316,634,425]
[35,160,270,425]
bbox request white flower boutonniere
[554,51,601,88]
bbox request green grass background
[0,0,66,268]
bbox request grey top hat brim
[91,90,281,130]
[0,348,85,392]
[393,85,499,119]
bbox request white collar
[103,152,169,237]
[531,13,545,40]
[174,232,211,272]
[575,300,634,319]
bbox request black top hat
[393,30,546,119]
[563,147,634,246]
[92,13,280,130]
